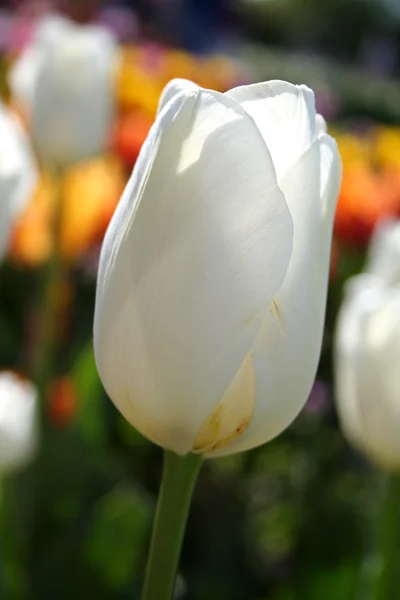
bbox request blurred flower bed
[7,37,400,270]
[1,4,400,600]
[6,40,249,265]
[334,126,400,249]
[7,40,400,303]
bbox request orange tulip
[117,47,162,116]
[334,166,398,248]
[112,111,153,166]
[11,175,53,266]
[61,157,125,260]
[49,377,77,427]
[11,156,125,265]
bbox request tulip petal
[9,15,71,115]
[334,276,385,457]
[17,19,120,167]
[9,47,42,114]
[94,89,293,454]
[226,80,317,180]
[0,105,37,259]
[320,135,342,223]
[352,289,400,469]
[0,372,38,474]
[157,78,199,115]
[208,134,341,457]
[366,219,400,285]
[192,353,255,454]
[316,114,327,135]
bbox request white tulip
[335,273,400,470]
[0,102,37,261]
[366,218,400,285]
[0,372,38,474]
[94,79,342,457]
[9,14,120,168]
[9,14,69,113]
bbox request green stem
[0,477,27,599]
[141,450,202,600]
[372,473,400,600]
[31,170,64,418]
[27,170,66,579]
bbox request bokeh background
[1,0,400,598]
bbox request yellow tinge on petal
[192,354,255,454]
[271,298,285,331]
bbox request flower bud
[0,102,37,261]
[0,372,38,474]
[94,79,341,457]
[335,221,400,471]
[366,218,400,285]
[10,14,120,168]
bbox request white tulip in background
[365,218,400,285]
[0,102,37,262]
[0,372,38,475]
[9,14,120,168]
[94,78,342,457]
[335,220,400,470]
[8,14,69,114]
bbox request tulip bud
[9,14,120,168]
[94,79,342,457]
[0,102,37,261]
[365,218,400,285]
[334,270,400,470]
[0,372,38,474]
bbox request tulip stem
[32,169,64,417]
[0,477,27,599]
[371,473,400,600]
[141,450,202,600]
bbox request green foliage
[84,484,152,590]
[0,236,383,599]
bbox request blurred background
[1,0,400,599]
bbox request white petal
[0,104,37,259]
[334,277,383,452]
[208,134,341,457]
[157,78,199,115]
[94,89,293,454]
[9,14,71,114]
[26,21,119,167]
[354,290,400,469]
[319,134,342,224]
[366,219,400,285]
[9,47,42,114]
[226,80,317,180]
[192,353,255,454]
[316,114,327,136]
[0,372,38,474]
[33,13,71,45]
[334,300,365,451]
